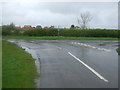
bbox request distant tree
[2,22,16,30]
[77,12,92,30]
[49,25,55,29]
[2,25,15,30]
[36,25,42,29]
[75,26,80,29]
[10,22,15,30]
[70,25,75,29]
[2,25,10,30]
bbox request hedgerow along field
[2,28,119,38]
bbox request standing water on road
[6,39,118,88]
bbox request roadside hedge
[2,28,119,37]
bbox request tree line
[2,28,119,38]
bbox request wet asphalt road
[7,39,118,88]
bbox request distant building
[15,26,21,29]
[23,25,32,29]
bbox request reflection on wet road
[7,39,118,88]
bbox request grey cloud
[1,1,118,29]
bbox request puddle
[99,43,106,46]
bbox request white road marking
[68,52,108,82]
[71,42,111,52]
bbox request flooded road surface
[7,39,118,88]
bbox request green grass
[0,26,2,89]
[2,36,118,40]
[116,48,120,55]
[0,40,2,89]
[2,40,39,88]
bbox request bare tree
[77,12,92,30]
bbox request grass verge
[116,48,120,55]
[2,40,39,88]
[2,36,118,40]
[0,40,2,89]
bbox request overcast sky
[1,1,118,29]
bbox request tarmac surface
[7,39,118,88]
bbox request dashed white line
[68,52,108,82]
[71,42,111,52]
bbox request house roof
[23,25,31,28]
[15,26,21,29]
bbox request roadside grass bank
[2,36,118,40]
[0,40,2,89]
[116,48,120,55]
[2,40,39,88]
